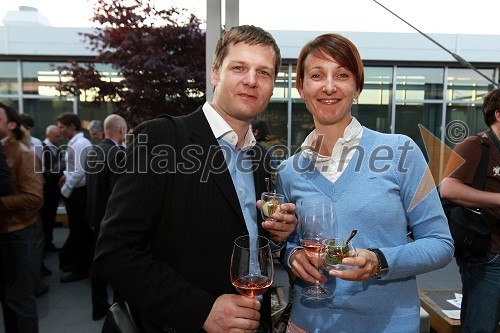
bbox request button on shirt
[61,132,92,198]
[202,102,259,238]
[301,117,364,183]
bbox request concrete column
[206,0,222,101]
[225,0,239,29]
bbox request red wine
[300,239,325,259]
[232,275,272,297]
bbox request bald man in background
[41,125,64,252]
[85,114,127,320]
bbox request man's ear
[211,67,219,86]
[7,121,16,131]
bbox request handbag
[441,133,492,258]
[101,301,145,333]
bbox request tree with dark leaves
[57,0,206,123]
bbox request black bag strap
[471,135,490,190]
[486,128,500,157]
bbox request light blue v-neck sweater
[277,127,454,333]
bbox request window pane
[291,100,314,153]
[272,65,291,100]
[396,68,444,100]
[395,103,443,155]
[447,68,494,102]
[78,102,115,138]
[22,62,71,96]
[257,101,288,148]
[0,62,18,95]
[445,103,487,147]
[357,67,393,133]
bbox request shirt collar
[1,136,9,145]
[43,138,56,147]
[202,101,256,150]
[301,116,363,159]
[68,132,84,145]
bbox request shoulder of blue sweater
[362,127,414,146]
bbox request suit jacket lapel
[185,108,246,225]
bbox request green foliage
[57,0,206,124]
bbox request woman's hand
[327,248,380,281]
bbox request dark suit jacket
[86,138,125,230]
[94,108,271,333]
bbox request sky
[0,0,499,35]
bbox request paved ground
[0,227,462,333]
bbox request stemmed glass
[298,201,335,299]
[231,235,274,332]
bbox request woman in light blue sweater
[277,33,454,333]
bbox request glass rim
[234,235,270,249]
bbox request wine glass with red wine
[231,235,274,332]
[298,201,335,299]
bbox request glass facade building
[1,27,499,179]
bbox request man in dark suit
[40,125,64,251]
[85,114,127,320]
[94,25,296,332]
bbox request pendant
[494,166,500,176]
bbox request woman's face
[298,53,359,128]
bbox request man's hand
[258,201,297,244]
[58,175,66,188]
[202,294,261,333]
[289,249,327,285]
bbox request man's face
[0,108,14,140]
[48,128,63,146]
[57,122,74,140]
[210,42,276,124]
[89,129,104,142]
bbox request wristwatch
[367,248,389,279]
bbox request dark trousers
[91,230,109,311]
[40,179,61,246]
[59,186,94,274]
[0,224,38,333]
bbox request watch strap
[367,248,389,279]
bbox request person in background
[94,25,297,332]
[18,113,49,297]
[251,118,271,144]
[0,141,12,196]
[0,102,43,333]
[57,112,94,283]
[40,125,64,252]
[85,114,127,320]
[440,88,500,333]
[277,33,454,332]
[19,113,43,162]
[87,120,104,144]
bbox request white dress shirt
[301,117,364,183]
[61,132,92,198]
